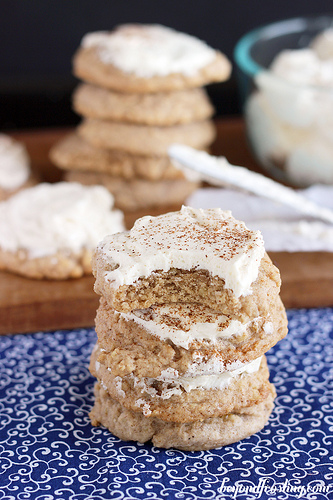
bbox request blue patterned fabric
[0,308,332,500]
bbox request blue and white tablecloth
[0,308,332,500]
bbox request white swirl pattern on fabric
[0,308,332,499]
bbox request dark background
[1,0,333,130]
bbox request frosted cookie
[0,134,36,200]
[90,344,274,422]
[90,382,275,451]
[50,133,184,180]
[73,24,231,94]
[73,84,214,125]
[64,170,198,212]
[78,118,216,156]
[92,207,280,313]
[94,296,288,378]
[0,182,124,279]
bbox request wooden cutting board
[1,119,333,335]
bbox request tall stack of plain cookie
[88,206,288,451]
[50,24,231,213]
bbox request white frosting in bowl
[247,28,333,185]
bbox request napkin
[187,184,333,252]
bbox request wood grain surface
[1,119,332,335]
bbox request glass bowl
[234,15,333,187]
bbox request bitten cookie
[92,206,280,313]
[0,182,124,279]
[73,84,214,125]
[73,24,231,93]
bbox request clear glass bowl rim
[234,14,333,77]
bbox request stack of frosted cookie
[50,24,231,213]
[89,206,288,451]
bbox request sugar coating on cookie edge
[81,24,217,78]
[96,206,265,298]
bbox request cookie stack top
[93,206,265,302]
[73,24,231,92]
[50,24,231,213]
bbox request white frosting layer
[81,24,216,77]
[0,134,30,190]
[248,29,333,185]
[98,206,264,298]
[0,182,124,258]
[165,356,262,392]
[184,352,252,375]
[129,356,262,398]
[120,303,261,350]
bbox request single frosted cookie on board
[89,382,275,451]
[49,133,185,180]
[0,133,37,201]
[90,344,275,423]
[73,84,214,125]
[64,170,199,212]
[0,182,124,280]
[73,24,231,93]
[78,118,216,156]
[94,296,288,378]
[92,206,281,313]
